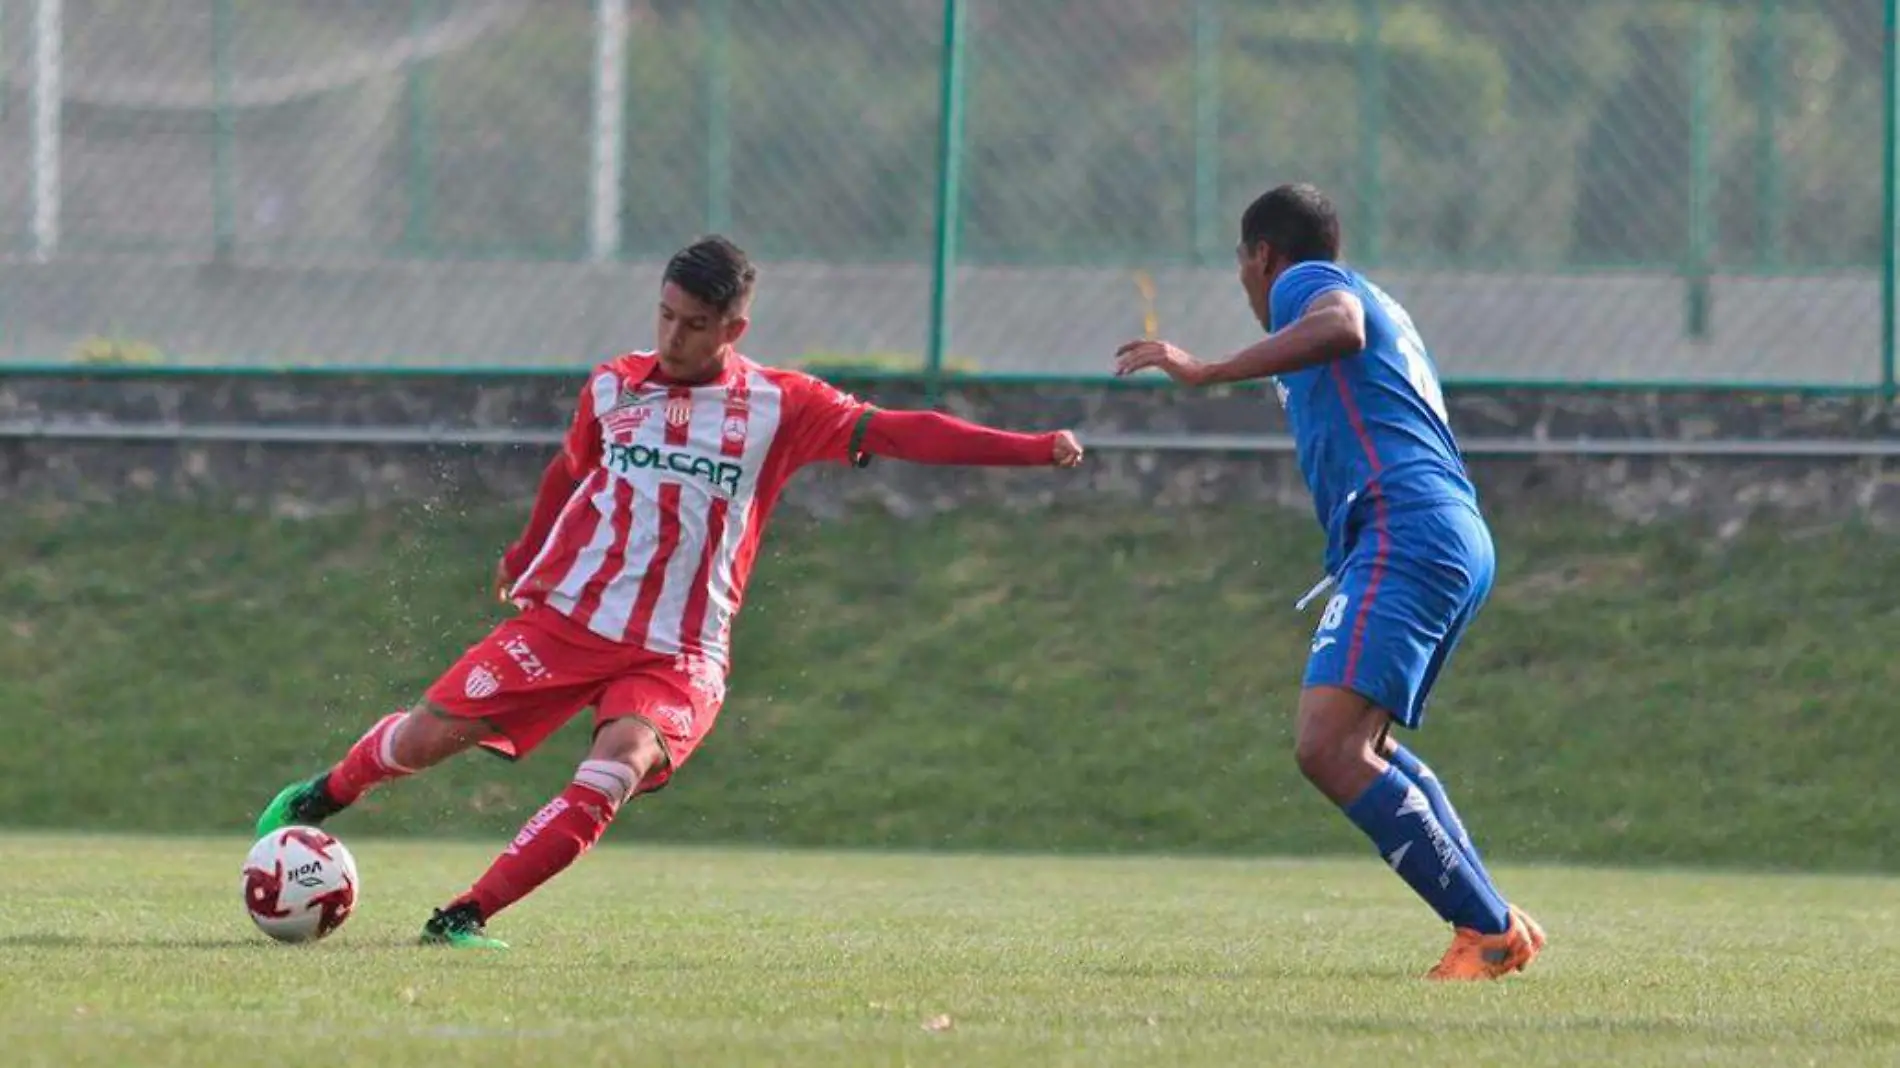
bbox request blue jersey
[1267,261,1476,572]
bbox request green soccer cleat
[419,903,510,950]
[254,773,347,839]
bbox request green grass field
[3,499,1898,870]
[1,834,1895,1068]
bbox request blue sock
[1386,743,1498,894]
[1343,765,1509,934]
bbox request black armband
[847,408,877,468]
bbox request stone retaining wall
[4,374,1898,532]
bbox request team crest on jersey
[464,664,501,700]
[665,396,694,428]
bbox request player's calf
[1292,687,1388,805]
[256,704,487,838]
[1382,740,1497,893]
[1298,686,1512,939]
[426,719,664,945]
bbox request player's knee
[1293,731,1343,788]
[589,717,667,781]
[389,703,486,769]
[1294,686,1389,799]
[1293,726,1380,799]
[576,721,664,816]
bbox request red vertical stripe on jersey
[1329,362,1385,478]
[622,483,683,645]
[570,477,635,625]
[622,387,695,648]
[676,381,751,655]
[1330,362,1389,688]
[675,499,728,655]
[517,468,608,599]
[1343,495,1390,685]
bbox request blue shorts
[1303,499,1495,730]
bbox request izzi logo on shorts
[606,442,744,496]
[500,635,551,682]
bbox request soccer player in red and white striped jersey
[255,237,1084,948]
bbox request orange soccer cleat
[1424,905,1547,981]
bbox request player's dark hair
[1239,183,1341,264]
[664,235,757,316]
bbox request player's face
[656,282,748,382]
[1236,240,1274,328]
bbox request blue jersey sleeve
[1268,261,1356,332]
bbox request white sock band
[374,713,415,774]
[573,760,639,808]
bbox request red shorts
[424,604,727,794]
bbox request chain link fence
[0,0,1891,386]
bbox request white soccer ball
[240,826,359,943]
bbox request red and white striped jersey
[508,352,870,666]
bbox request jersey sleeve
[780,372,877,469]
[1268,261,1357,332]
[561,369,614,474]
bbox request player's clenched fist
[1051,430,1085,467]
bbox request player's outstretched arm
[1113,290,1367,387]
[859,409,1084,468]
[495,451,582,601]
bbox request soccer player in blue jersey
[1113,183,1546,980]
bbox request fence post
[589,0,629,263]
[31,0,61,262]
[404,0,436,255]
[1884,0,1898,396]
[1686,0,1716,341]
[211,0,236,260]
[1192,0,1221,265]
[1755,0,1782,268]
[704,0,732,236]
[1354,0,1384,266]
[925,0,969,407]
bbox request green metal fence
[1,0,1895,389]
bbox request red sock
[324,712,415,805]
[458,761,637,920]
